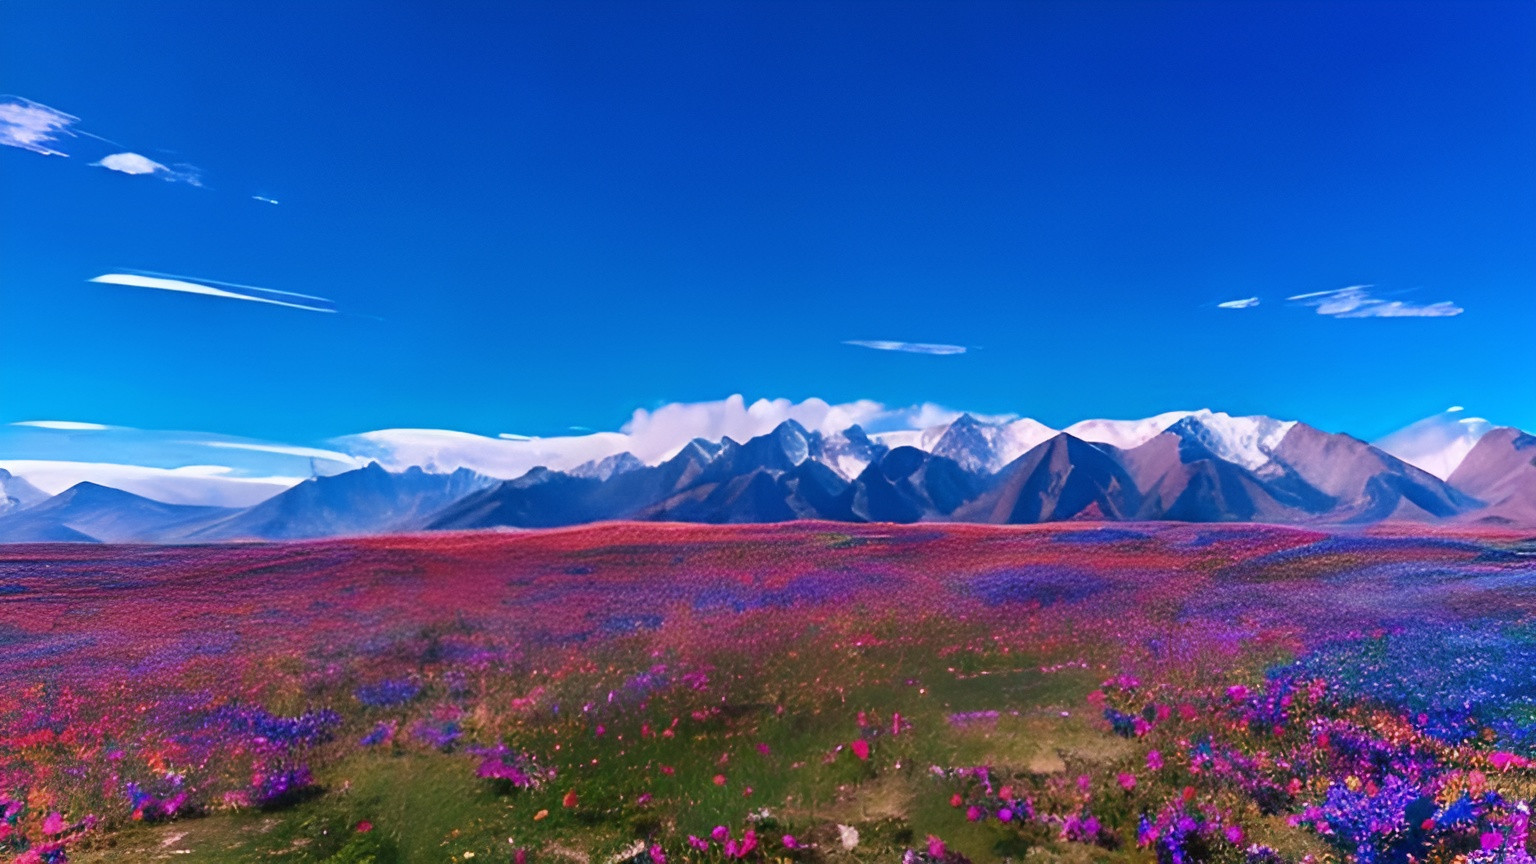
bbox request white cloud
[194,440,360,466]
[1373,407,1493,479]
[1217,297,1259,309]
[0,95,78,156]
[93,151,167,175]
[1287,285,1463,319]
[335,428,630,479]
[12,420,112,431]
[334,395,1021,478]
[843,340,967,355]
[0,460,301,507]
[90,272,337,314]
[91,152,203,185]
[253,195,280,205]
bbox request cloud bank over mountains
[0,396,1518,512]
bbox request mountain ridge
[2,410,1530,541]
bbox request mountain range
[0,408,1530,542]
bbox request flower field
[3,522,1535,864]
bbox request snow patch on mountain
[1064,411,1199,449]
[1180,411,1298,471]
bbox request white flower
[837,824,860,850]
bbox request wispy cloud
[89,272,337,314]
[1217,297,1260,310]
[252,195,280,205]
[3,95,207,186]
[0,95,79,156]
[92,152,203,185]
[1288,285,1463,319]
[194,440,360,465]
[11,420,112,431]
[843,340,968,356]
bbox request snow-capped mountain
[1,399,1531,539]
[0,468,47,514]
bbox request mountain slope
[193,464,493,540]
[1268,424,1477,523]
[0,482,236,543]
[956,434,1140,523]
[0,468,48,514]
[1448,427,1536,525]
[1120,421,1331,522]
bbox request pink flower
[966,805,982,822]
[1225,826,1244,845]
[756,742,771,755]
[998,808,1014,822]
[927,836,946,858]
[713,774,727,785]
[782,835,799,849]
[1482,832,1504,852]
[1118,772,1137,791]
[649,844,667,864]
[1491,752,1527,772]
[1147,750,1164,770]
[688,836,709,852]
[41,812,65,835]
[892,712,903,735]
[712,825,731,842]
[851,739,870,760]
[357,820,373,833]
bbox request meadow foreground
[3,522,1535,864]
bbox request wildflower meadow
[2,522,1534,864]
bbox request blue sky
[2,0,1532,443]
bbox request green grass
[66,626,1129,864]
